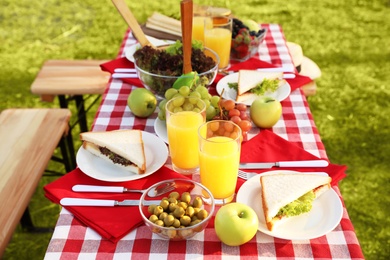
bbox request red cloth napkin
[235,130,347,191]
[100,58,144,87]
[44,166,189,242]
[212,58,313,92]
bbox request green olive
[185,206,195,217]
[197,209,208,220]
[148,204,157,214]
[180,215,191,226]
[149,214,159,223]
[181,192,191,204]
[190,219,201,226]
[155,220,164,226]
[159,212,168,221]
[192,197,203,208]
[172,218,181,228]
[160,199,170,211]
[169,191,180,200]
[168,197,178,204]
[164,214,175,226]
[173,207,185,218]
[168,202,178,212]
[153,206,164,216]
[178,201,188,210]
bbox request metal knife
[60,198,160,207]
[73,185,135,193]
[239,159,329,169]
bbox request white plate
[125,37,175,63]
[216,73,291,105]
[236,170,343,240]
[154,118,168,144]
[76,131,168,182]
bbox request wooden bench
[0,108,72,257]
[30,60,110,133]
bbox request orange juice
[199,136,240,199]
[167,111,204,170]
[204,27,232,69]
[192,16,207,43]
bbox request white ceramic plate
[76,131,168,182]
[236,170,343,240]
[216,73,291,105]
[154,118,168,144]
[125,37,175,63]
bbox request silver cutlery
[72,182,175,197]
[237,170,329,180]
[60,198,160,207]
[239,160,329,169]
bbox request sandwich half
[80,129,146,174]
[260,173,332,231]
[236,70,285,104]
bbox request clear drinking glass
[204,17,232,70]
[166,96,206,174]
[198,120,242,204]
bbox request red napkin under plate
[235,129,347,192]
[44,166,189,243]
[100,58,144,88]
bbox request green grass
[1,0,389,259]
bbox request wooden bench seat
[0,108,72,257]
[30,59,110,132]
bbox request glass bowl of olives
[139,178,215,240]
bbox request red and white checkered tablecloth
[44,24,364,259]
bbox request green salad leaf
[276,190,316,218]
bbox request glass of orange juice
[166,96,206,174]
[204,17,232,70]
[198,120,242,204]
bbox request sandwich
[235,70,285,104]
[260,173,332,231]
[80,129,146,174]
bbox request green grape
[158,110,166,120]
[210,95,220,107]
[165,88,178,100]
[159,99,168,111]
[193,108,201,113]
[172,96,185,107]
[206,105,217,120]
[173,107,183,113]
[182,101,194,111]
[189,91,201,99]
[202,99,211,108]
[196,100,205,110]
[178,86,190,97]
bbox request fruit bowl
[139,179,215,240]
[134,46,219,99]
[230,26,267,62]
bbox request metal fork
[237,170,329,180]
[237,170,257,180]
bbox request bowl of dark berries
[133,41,219,99]
[230,18,267,61]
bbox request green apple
[242,19,261,31]
[127,88,157,118]
[214,202,259,246]
[250,97,282,128]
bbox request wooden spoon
[111,0,155,48]
[181,0,193,74]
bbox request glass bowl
[134,47,219,99]
[139,179,215,240]
[230,28,267,62]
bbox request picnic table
[43,24,364,259]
